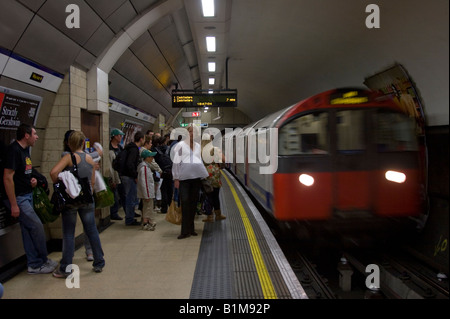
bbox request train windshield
[336,110,366,153]
[373,110,418,152]
[278,112,329,155]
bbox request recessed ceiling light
[202,0,215,17]
[206,36,216,52]
[208,62,216,72]
[209,78,215,85]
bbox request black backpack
[112,148,127,175]
[154,146,172,172]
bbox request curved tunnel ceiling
[0,0,448,126]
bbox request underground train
[225,88,425,238]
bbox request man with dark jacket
[151,136,173,214]
[120,131,144,226]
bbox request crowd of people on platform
[1,123,226,279]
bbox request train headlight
[299,174,314,187]
[385,170,406,183]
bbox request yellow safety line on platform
[221,171,278,299]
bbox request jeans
[121,176,137,225]
[109,186,120,218]
[179,178,202,235]
[60,202,105,271]
[4,193,49,268]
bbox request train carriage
[231,88,425,237]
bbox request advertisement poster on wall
[0,86,42,146]
[120,120,143,147]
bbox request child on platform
[137,149,158,231]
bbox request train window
[336,110,366,153]
[278,112,329,155]
[373,111,418,152]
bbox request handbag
[165,201,182,225]
[51,153,94,213]
[201,178,213,194]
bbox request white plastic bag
[94,170,107,193]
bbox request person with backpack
[151,136,173,214]
[119,131,145,226]
[109,129,125,221]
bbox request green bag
[33,186,59,224]
[94,177,115,209]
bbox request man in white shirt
[172,125,208,239]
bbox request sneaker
[142,223,155,231]
[28,263,56,275]
[111,215,123,220]
[86,254,94,261]
[45,258,58,270]
[93,266,103,273]
[52,268,71,278]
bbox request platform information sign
[172,90,237,108]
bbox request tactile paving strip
[190,213,234,299]
[190,172,296,299]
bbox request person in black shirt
[3,124,57,274]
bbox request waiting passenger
[120,131,145,226]
[109,129,125,221]
[201,135,226,223]
[152,136,174,215]
[3,124,58,274]
[139,135,162,214]
[62,130,93,261]
[50,130,105,277]
[137,149,158,231]
[172,125,209,239]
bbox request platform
[0,170,306,299]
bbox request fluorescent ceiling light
[202,0,215,17]
[209,78,215,85]
[206,36,216,52]
[208,62,216,72]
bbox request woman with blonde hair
[50,131,105,277]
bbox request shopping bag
[94,177,115,209]
[33,186,59,224]
[93,171,107,193]
[165,201,182,225]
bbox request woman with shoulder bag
[50,131,105,277]
[201,135,226,223]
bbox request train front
[273,89,426,237]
